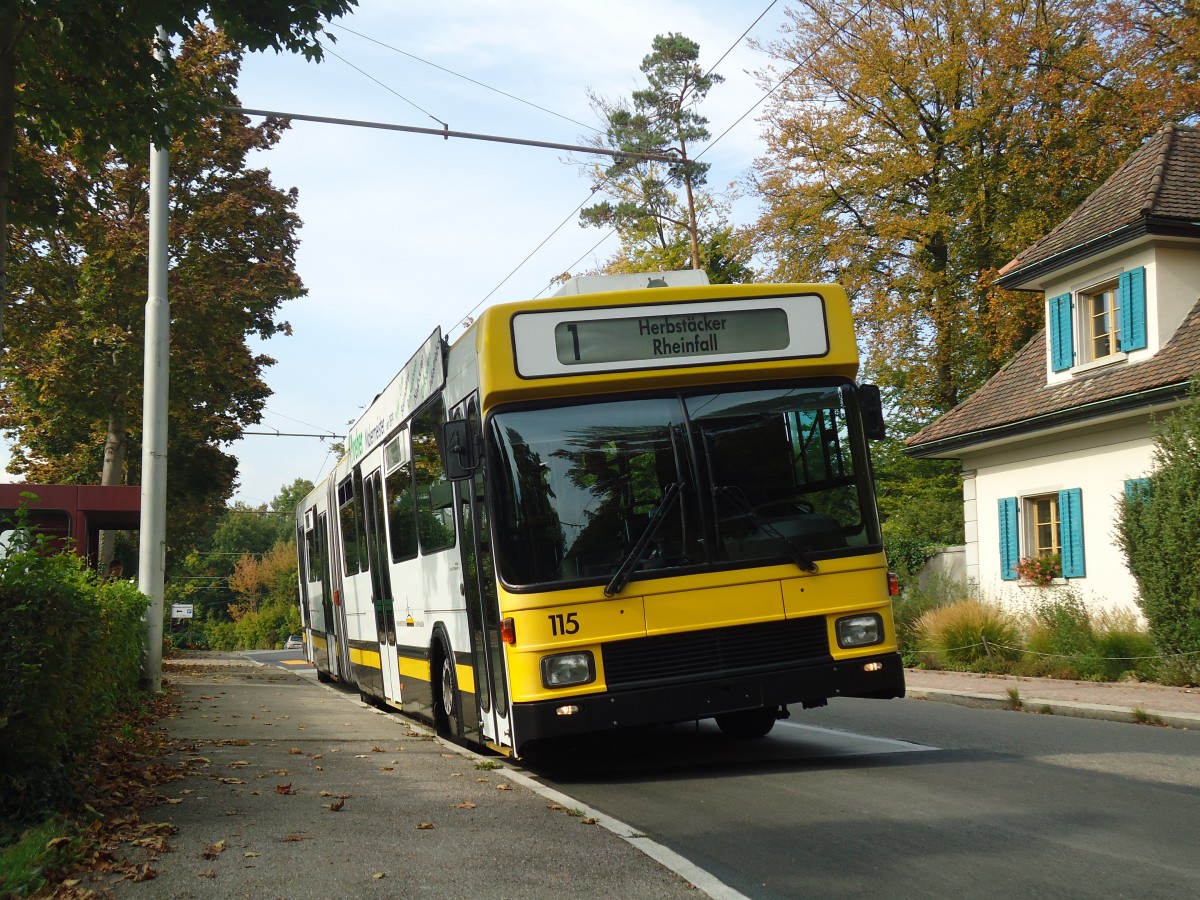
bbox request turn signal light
[500,617,516,644]
[887,572,900,596]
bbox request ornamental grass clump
[914,598,1023,672]
[1091,607,1157,682]
[891,573,979,666]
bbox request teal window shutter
[1049,293,1074,371]
[1124,477,1151,502]
[999,497,1019,580]
[1058,488,1085,578]
[1118,267,1147,351]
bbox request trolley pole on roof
[139,25,170,692]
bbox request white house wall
[962,417,1152,614]
[1152,244,1200,343]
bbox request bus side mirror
[859,384,886,441]
[442,419,477,480]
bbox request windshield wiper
[604,482,683,597]
[714,485,818,574]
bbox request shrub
[914,598,1023,672]
[1019,588,1100,679]
[0,519,149,822]
[1116,377,1200,667]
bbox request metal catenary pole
[139,25,170,691]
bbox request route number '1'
[548,612,580,636]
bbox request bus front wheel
[715,708,777,738]
[436,649,461,740]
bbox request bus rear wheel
[715,708,777,738]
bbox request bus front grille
[602,617,831,690]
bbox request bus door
[315,509,346,679]
[324,494,354,683]
[454,397,511,748]
[362,467,402,703]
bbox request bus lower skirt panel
[511,650,905,748]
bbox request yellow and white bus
[296,271,904,755]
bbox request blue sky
[2,1,795,507]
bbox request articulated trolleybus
[296,271,904,755]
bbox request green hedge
[0,524,149,824]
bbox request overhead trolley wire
[328,21,599,132]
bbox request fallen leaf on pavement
[415,822,435,829]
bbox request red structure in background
[0,484,141,570]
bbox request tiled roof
[906,298,1200,454]
[999,124,1200,283]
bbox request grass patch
[0,818,79,898]
[1131,707,1165,726]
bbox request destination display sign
[512,294,828,378]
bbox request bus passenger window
[412,400,455,553]
[385,432,419,562]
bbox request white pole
[139,26,170,691]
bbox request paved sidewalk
[905,667,1200,729]
[100,657,707,900]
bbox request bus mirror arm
[442,419,478,480]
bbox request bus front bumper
[511,650,905,748]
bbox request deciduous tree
[0,0,355,346]
[751,0,1200,422]
[0,26,305,553]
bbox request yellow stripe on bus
[398,657,431,682]
[455,662,475,695]
[350,646,382,669]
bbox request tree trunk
[97,408,128,574]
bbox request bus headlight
[836,614,884,648]
[541,651,595,688]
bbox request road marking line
[777,720,938,751]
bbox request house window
[1085,283,1120,361]
[999,488,1085,580]
[1029,494,1061,557]
[1048,266,1147,372]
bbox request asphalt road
[520,699,1200,899]
[246,650,1200,898]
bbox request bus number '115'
[548,612,580,636]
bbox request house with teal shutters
[905,123,1200,611]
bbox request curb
[907,687,1198,729]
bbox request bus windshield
[488,382,880,589]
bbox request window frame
[1048,266,1147,373]
[998,488,1085,581]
